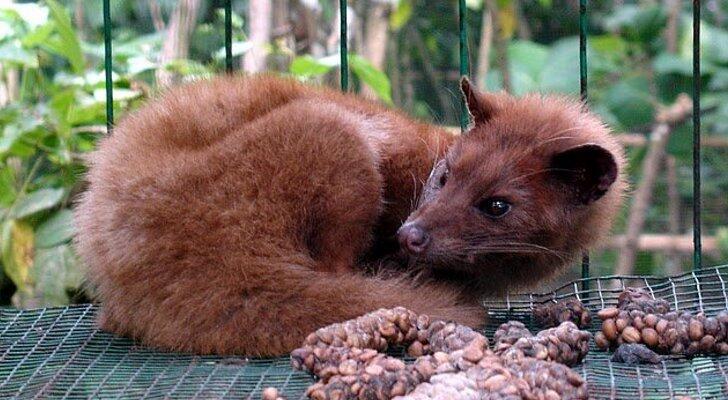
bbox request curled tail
[96,259,484,357]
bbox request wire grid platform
[1,266,728,399]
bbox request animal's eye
[439,169,449,187]
[477,198,511,218]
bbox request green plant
[0,1,145,306]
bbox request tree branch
[156,0,201,87]
[149,0,166,32]
[484,0,511,93]
[475,9,493,91]
[243,0,273,73]
[614,94,693,276]
[664,155,682,275]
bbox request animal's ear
[460,77,498,125]
[549,144,618,205]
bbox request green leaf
[290,55,332,78]
[30,245,81,305]
[539,37,580,94]
[653,53,693,76]
[589,35,628,73]
[68,102,106,125]
[604,5,666,44]
[0,166,16,206]
[0,115,45,156]
[653,52,712,76]
[161,59,212,78]
[1,219,34,292]
[44,0,85,74]
[709,68,728,91]
[349,54,392,105]
[21,22,54,47]
[35,209,74,248]
[390,0,413,31]
[683,20,728,65]
[0,125,25,156]
[10,188,65,219]
[603,76,655,129]
[507,40,548,80]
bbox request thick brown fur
[75,75,625,356]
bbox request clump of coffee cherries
[290,307,590,400]
[533,299,592,329]
[493,320,591,367]
[594,287,728,357]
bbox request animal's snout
[397,223,430,254]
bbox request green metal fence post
[693,0,702,269]
[579,0,590,290]
[459,0,470,132]
[340,0,349,91]
[103,0,113,133]
[225,0,233,73]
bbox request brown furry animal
[75,75,625,356]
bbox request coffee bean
[598,307,619,320]
[616,318,628,332]
[656,318,668,334]
[704,317,720,336]
[700,335,716,352]
[641,328,658,347]
[603,319,618,341]
[644,314,658,328]
[689,318,704,341]
[622,326,641,343]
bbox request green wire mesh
[2,265,728,399]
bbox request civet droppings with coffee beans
[290,307,589,400]
[533,299,592,329]
[595,287,728,357]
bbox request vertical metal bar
[579,0,589,288]
[693,0,702,269]
[339,0,348,91]
[225,0,233,73]
[579,0,588,101]
[579,0,590,290]
[103,0,113,133]
[458,0,470,132]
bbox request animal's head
[397,78,626,294]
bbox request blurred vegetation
[0,0,726,306]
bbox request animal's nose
[397,223,430,254]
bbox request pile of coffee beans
[533,299,592,329]
[617,287,670,314]
[595,288,728,357]
[291,307,589,399]
[397,355,588,400]
[493,321,591,367]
